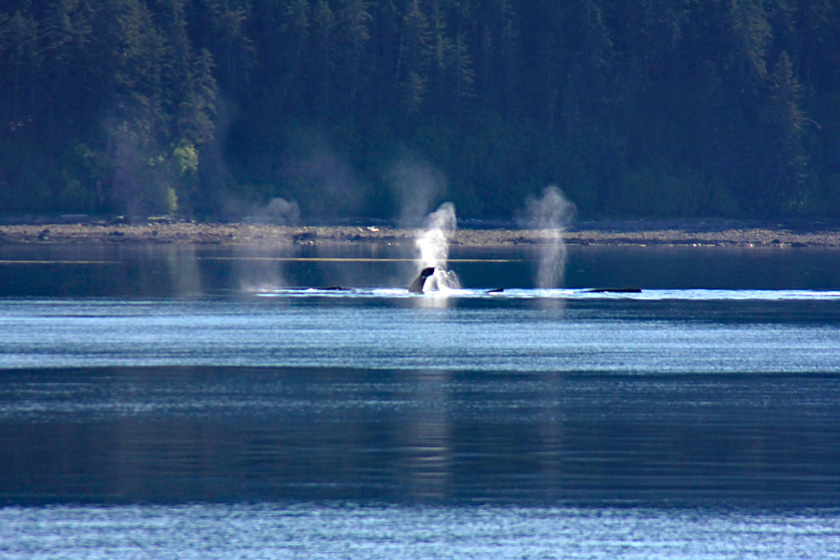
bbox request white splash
[415,202,461,291]
[522,186,576,289]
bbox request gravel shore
[2,218,840,248]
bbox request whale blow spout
[409,267,436,293]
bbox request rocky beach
[2,217,840,248]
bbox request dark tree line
[2,0,840,220]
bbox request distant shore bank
[2,218,840,248]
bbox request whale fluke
[409,267,436,293]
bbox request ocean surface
[1,242,840,558]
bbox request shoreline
[2,218,840,248]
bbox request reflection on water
[2,366,840,508]
[397,370,452,500]
[4,242,840,296]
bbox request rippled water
[3,504,839,560]
[3,290,840,372]
[1,243,840,558]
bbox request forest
[1,0,839,222]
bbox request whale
[408,267,436,293]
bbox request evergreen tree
[760,50,807,209]
[336,0,372,113]
[725,0,771,101]
[311,0,335,118]
[498,0,517,119]
[395,0,431,111]
[2,0,840,218]
[208,0,255,98]
[278,0,309,109]
[0,10,42,133]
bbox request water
[2,504,838,559]
[2,243,840,558]
[2,295,840,372]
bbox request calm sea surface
[1,242,840,558]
